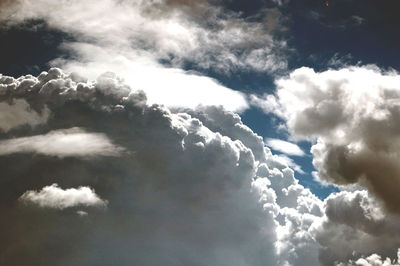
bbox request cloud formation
[339,250,400,266]
[266,137,305,156]
[253,66,400,215]
[20,183,107,209]
[0,127,124,157]
[0,68,326,265]
[0,0,288,111]
[0,98,50,132]
[2,68,400,265]
[315,190,400,265]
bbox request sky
[1,0,400,265]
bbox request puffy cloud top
[0,68,327,265]
[253,66,400,215]
[20,183,108,209]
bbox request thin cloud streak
[266,137,305,156]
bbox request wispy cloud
[266,137,305,156]
[0,127,125,158]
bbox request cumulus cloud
[1,1,397,264]
[0,0,288,111]
[0,127,125,157]
[0,68,328,265]
[253,66,400,214]
[19,183,107,209]
[266,137,305,156]
[338,249,400,266]
[3,67,400,265]
[315,190,400,265]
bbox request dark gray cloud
[315,190,400,265]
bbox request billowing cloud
[253,66,400,215]
[266,137,305,156]
[338,250,400,266]
[315,190,400,265]
[0,127,125,157]
[20,183,107,209]
[0,68,327,265]
[2,67,400,265]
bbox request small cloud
[19,184,108,210]
[77,210,89,216]
[266,138,305,156]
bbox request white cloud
[19,184,107,209]
[0,0,288,112]
[340,250,400,266]
[266,137,305,156]
[0,127,124,158]
[250,93,285,118]
[273,154,305,174]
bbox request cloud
[338,250,400,266]
[315,190,400,265]
[255,66,400,215]
[19,183,107,209]
[0,98,50,132]
[0,68,327,265]
[0,0,288,112]
[274,154,305,174]
[4,67,400,265]
[266,137,305,156]
[0,127,125,158]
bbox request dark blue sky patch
[0,20,72,77]
[284,0,400,71]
